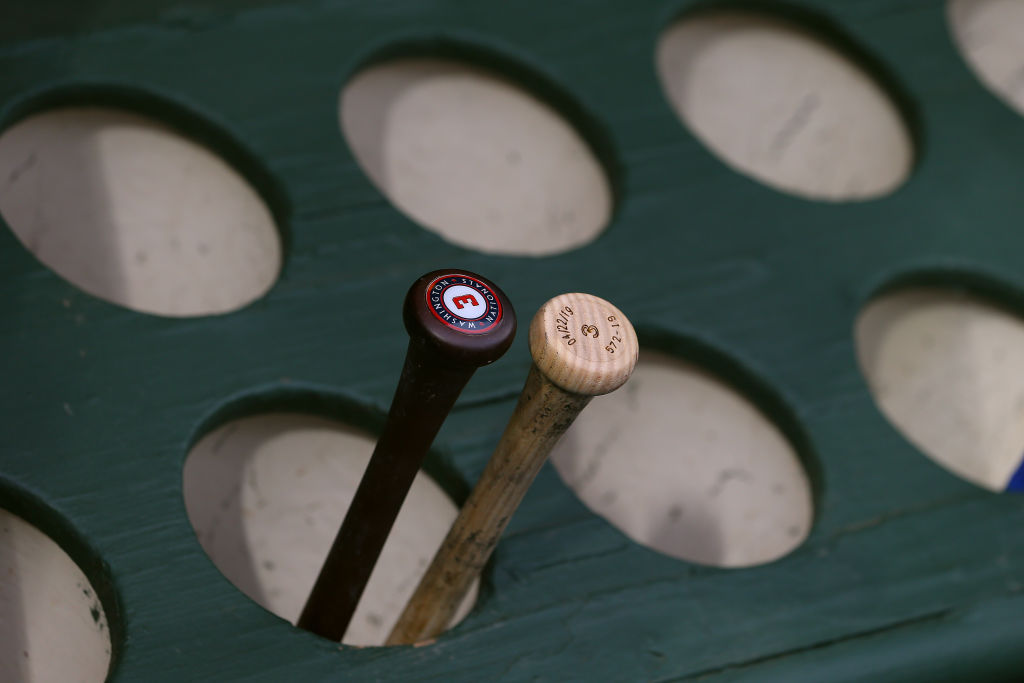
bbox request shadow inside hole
[0,86,289,317]
[856,271,1024,492]
[669,0,924,152]
[348,36,624,203]
[183,419,267,612]
[644,492,725,566]
[655,4,921,201]
[0,499,114,683]
[0,107,125,308]
[550,335,818,569]
[0,516,29,683]
[948,0,1024,117]
[339,37,620,256]
[556,422,728,565]
[2,83,291,236]
[183,408,478,646]
[341,58,612,255]
[639,328,824,507]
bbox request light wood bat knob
[529,292,639,396]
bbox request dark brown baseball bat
[296,269,516,642]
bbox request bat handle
[297,269,516,642]
[297,339,475,640]
[386,363,590,645]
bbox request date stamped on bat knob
[552,305,625,361]
[554,305,577,345]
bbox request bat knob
[529,293,639,396]
[404,269,517,367]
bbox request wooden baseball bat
[297,269,516,642]
[386,293,638,645]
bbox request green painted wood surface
[1,0,1023,680]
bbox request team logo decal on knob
[425,274,503,334]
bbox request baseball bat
[297,269,516,642]
[386,292,637,645]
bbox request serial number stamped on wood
[552,305,627,362]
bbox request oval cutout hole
[0,508,111,683]
[655,10,913,201]
[550,350,813,568]
[340,57,613,255]
[182,413,477,646]
[0,106,281,317]
[948,0,1024,117]
[856,286,1024,491]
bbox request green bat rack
[1,0,1022,681]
